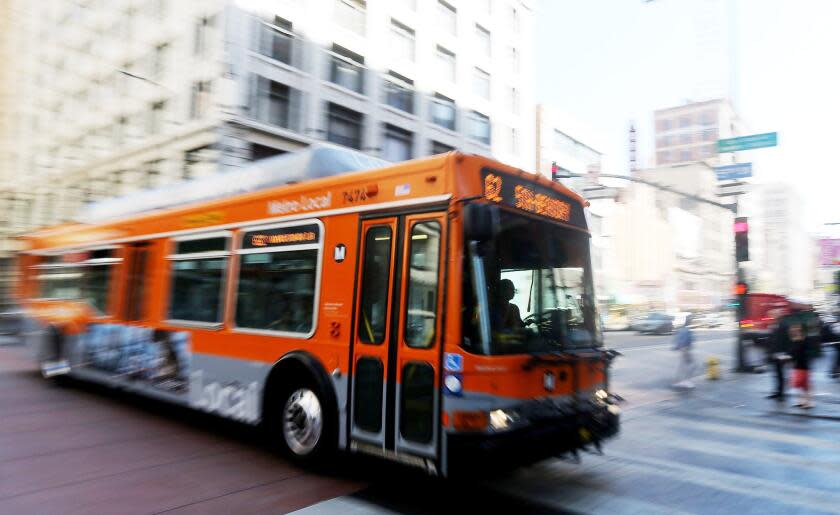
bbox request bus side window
[166,235,230,325]
[404,221,441,349]
[234,223,321,335]
[124,243,150,321]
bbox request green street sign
[717,132,777,153]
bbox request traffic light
[734,217,749,262]
[551,162,570,181]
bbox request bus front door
[350,213,446,465]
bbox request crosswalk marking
[651,416,840,450]
[600,451,840,514]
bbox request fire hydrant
[706,356,721,380]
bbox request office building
[0,0,537,302]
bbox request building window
[680,149,692,161]
[153,43,168,80]
[473,67,490,99]
[251,144,286,161]
[438,0,457,35]
[700,144,716,158]
[383,124,413,162]
[255,76,291,128]
[435,45,456,83]
[390,19,415,62]
[508,127,518,154]
[702,128,717,142]
[144,159,162,188]
[657,118,672,131]
[259,16,294,65]
[167,236,230,324]
[147,101,166,135]
[508,87,519,114]
[193,15,215,56]
[329,45,365,94]
[468,111,491,145]
[431,141,454,154]
[679,132,692,144]
[183,145,216,180]
[509,46,519,73]
[383,71,414,114]
[335,0,366,35]
[510,5,519,32]
[475,24,491,56]
[679,115,691,128]
[114,116,127,146]
[189,80,212,120]
[430,93,456,131]
[657,151,670,164]
[327,103,363,149]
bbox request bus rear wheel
[270,378,335,463]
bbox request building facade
[752,183,814,298]
[0,0,537,302]
[593,162,734,312]
[653,98,742,167]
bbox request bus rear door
[350,213,446,467]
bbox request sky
[536,0,840,234]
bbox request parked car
[635,312,674,335]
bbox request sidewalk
[691,353,840,421]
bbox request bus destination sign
[243,224,321,250]
[481,168,585,227]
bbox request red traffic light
[734,283,747,295]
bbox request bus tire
[266,372,336,464]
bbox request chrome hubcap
[282,388,323,456]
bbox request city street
[3,331,840,514]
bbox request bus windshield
[463,210,601,355]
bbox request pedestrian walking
[672,315,695,389]
[766,309,790,401]
[781,303,821,409]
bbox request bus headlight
[489,408,519,430]
[595,389,609,401]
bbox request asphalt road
[3,330,840,514]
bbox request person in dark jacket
[766,310,791,401]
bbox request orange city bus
[17,147,620,476]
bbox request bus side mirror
[463,203,497,242]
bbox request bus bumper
[447,404,619,472]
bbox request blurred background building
[653,98,742,167]
[0,0,536,303]
[751,183,816,298]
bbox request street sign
[714,162,752,181]
[717,132,777,153]
[716,181,749,196]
